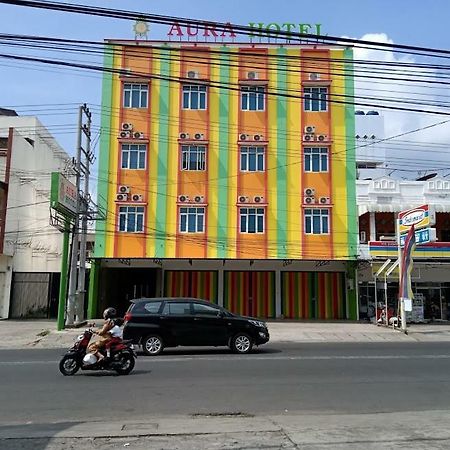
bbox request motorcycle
[59,329,136,376]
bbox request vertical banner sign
[400,224,416,299]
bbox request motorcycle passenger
[89,307,120,362]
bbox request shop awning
[359,203,450,215]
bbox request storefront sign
[50,172,77,218]
[167,22,323,39]
[369,241,450,259]
[398,204,435,234]
[399,228,436,247]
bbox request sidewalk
[2,319,450,349]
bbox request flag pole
[397,218,407,333]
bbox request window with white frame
[304,87,328,112]
[241,86,265,111]
[240,208,265,233]
[182,84,207,110]
[123,83,148,108]
[181,145,206,171]
[179,207,205,233]
[119,206,145,232]
[304,208,329,234]
[121,144,147,169]
[240,146,265,172]
[304,147,328,172]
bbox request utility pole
[66,104,93,326]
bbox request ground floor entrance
[89,259,357,320]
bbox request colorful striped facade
[89,40,358,320]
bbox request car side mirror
[217,311,224,318]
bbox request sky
[0,0,449,178]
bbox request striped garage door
[281,272,346,319]
[164,271,218,303]
[223,271,276,319]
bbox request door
[160,301,197,346]
[191,302,229,346]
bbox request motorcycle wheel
[114,352,135,375]
[59,355,80,376]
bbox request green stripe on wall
[217,47,230,258]
[94,44,113,258]
[276,47,288,258]
[155,49,170,257]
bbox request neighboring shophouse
[0,110,70,319]
[89,40,358,320]
[357,176,450,321]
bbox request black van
[123,297,270,355]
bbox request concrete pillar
[369,211,376,241]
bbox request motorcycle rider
[89,307,121,362]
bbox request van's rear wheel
[142,335,164,356]
[230,333,253,354]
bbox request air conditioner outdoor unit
[254,196,264,203]
[132,194,143,202]
[121,123,133,131]
[187,70,199,79]
[304,187,315,196]
[239,133,249,141]
[116,193,128,202]
[247,71,259,80]
[178,195,190,203]
[238,195,249,203]
[118,185,130,194]
[303,134,315,142]
[194,133,205,140]
[309,72,321,81]
[319,196,330,204]
[194,195,205,203]
[119,131,131,139]
[179,132,190,140]
[304,125,315,134]
[133,132,145,139]
[317,134,328,142]
[304,196,315,204]
[253,134,264,141]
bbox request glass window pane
[183,92,189,108]
[305,154,311,171]
[131,90,140,108]
[248,214,256,233]
[257,214,263,232]
[200,93,206,109]
[322,215,329,233]
[321,154,328,171]
[124,91,130,107]
[305,216,311,233]
[241,92,247,110]
[139,151,146,169]
[197,214,204,232]
[136,214,143,232]
[312,154,320,172]
[130,151,138,169]
[191,93,198,109]
[141,91,148,108]
[119,214,126,231]
[188,213,196,232]
[122,151,128,169]
[128,213,136,232]
[249,92,256,110]
[240,215,247,232]
[257,153,264,171]
[248,153,256,171]
[313,216,321,234]
[180,214,187,232]
[168,303,192,316]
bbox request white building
[0,110,71,318]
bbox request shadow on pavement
[135,346,281,357]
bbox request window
[118,206,145,232]
[121,144,147,169]
[304,147,328,172]
[181,145,206,171]
[241,86,265,111]
[304,208,329,234]
[180,207,205,233]
[162,302,192,315]
[143,302,162,314]
[193,303,221,316]
[123,83,148,108]
[304,87,328,112]
[240,146,265,172]
[240,208,265,233]
[182,84,207,110]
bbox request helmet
[83,353,97,365]
[103,307,117,320]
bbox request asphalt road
[1,341,450,426]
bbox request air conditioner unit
[317,134,328,142]
[360,231,367,243]
[309,72,321,81]
[194,195,205,203]
[178,195,190,203]
[238,195,249,203]
[253,134,264,141]
[118,185,130,194]
[133,132,145,139]
[304,187,315,197]
[304,196,315,204]
[254,196,264,203]
[319,196,331,204]
[304,125,315,134]
[187,70,199,79]
[247,71,259,80]
[121,123,133,131]
[239,133,249,141]
[131,194,143,202]
[303,134,315,142]
[179,132,190,140]
[119,131,131,139]
[116,193,128,202]
[194,133,205,140]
